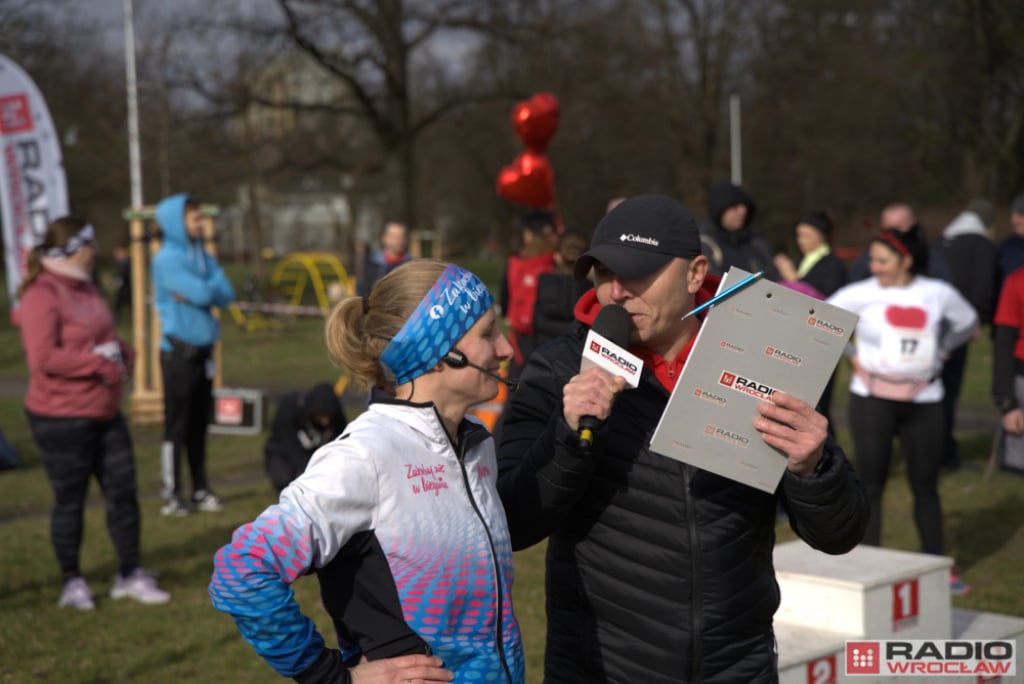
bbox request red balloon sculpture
[511,92,560,153]
[496,92,559,210]
[496,151,555,208]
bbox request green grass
[1,267,1022,683]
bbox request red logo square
[0,94,32,134]
[719,371,736,387]
[846,641,880,675]
[704,424,715,435]
[589,340,601,353]
[216,396,243,425]
[765,346,774,356]
[693,388,702,397]
[807,315,817,325]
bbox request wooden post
[129,216,147,398]
[201,211,224,389]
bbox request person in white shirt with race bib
[828,226,977,595]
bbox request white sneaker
[191,489,223,513]
[58,577,95,610]
[110,569,171,605]
[160,496,191,517]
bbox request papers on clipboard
[649,268,858,493]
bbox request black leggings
[847,394,944,555]
[160,351,213,497]
[26,411,141,578]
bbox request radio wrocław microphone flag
[0,53,69,318]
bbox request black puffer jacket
[497,308,868,683]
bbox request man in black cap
[497,194,867,683]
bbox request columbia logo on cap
[619,233,660,247]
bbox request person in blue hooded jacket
[152,194,235,516]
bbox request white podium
[773,541,1024,684]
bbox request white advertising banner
[0,53,69,314]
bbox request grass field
[1,259,1022,683]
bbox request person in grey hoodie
[935,199,999,471]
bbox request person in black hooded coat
[264,383,348,493]
[699,180,781,281]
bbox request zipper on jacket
[683,466,703,683]
[456,433,514,684]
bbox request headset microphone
[443,350,522,393]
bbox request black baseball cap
[574,194,702,280]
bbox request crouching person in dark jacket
[264,383,347,493]
[497,194,869,684]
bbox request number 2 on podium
[806,655,836,684]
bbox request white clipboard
[649,268,858,493]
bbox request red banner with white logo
[0,54,69,315]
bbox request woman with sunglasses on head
[210,259,525,684]
[827,226,977,595]
[18,216,171,611]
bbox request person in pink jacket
[18,216,170,611]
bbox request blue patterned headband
[44,223,95,258]
[380,263,495,385]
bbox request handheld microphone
[443,350,523,393]
[578,304,636,449]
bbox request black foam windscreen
[591,304,631,348]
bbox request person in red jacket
[18,216,170,611]
[499,210,558,374]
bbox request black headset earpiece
[441,348,523,393]
[442,349,469,369]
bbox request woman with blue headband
[210,259,525,684]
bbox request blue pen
[681,271,764,320]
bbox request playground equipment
[124,204,222,425]
[269,251,352,310]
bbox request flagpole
[123,0,143,209]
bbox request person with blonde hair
[19,216,170,610]
[210,259,525,684]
